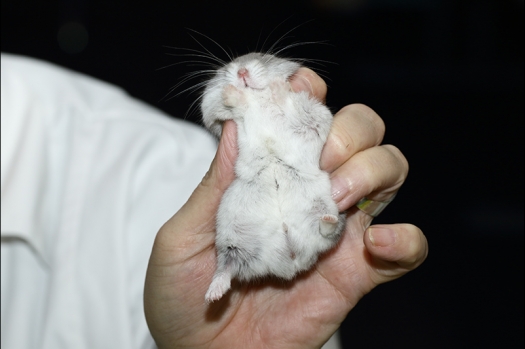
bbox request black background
[2,0,523,347]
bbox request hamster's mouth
[239,81,264,90]
[245,85,264,90]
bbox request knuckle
[348,153,378,194]
[342,103,374,117]
[383,144,409,179]
[328,126,357,163]
[337,104,385,144]
[347,103,385,136]
[352,151,377,179]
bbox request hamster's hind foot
[319,214,339,237]
[205,272,231,304]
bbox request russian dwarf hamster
[201,52,345,303]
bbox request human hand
[144,67,428,349]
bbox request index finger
[289,67,327,102]
[320,104,385,173]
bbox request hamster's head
[201,53,300,137]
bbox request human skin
[144,68,428,349]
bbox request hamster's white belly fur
[216,156,340,281]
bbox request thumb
[166,120,238,234]
[144,121,238,337]
[190,120,238,210]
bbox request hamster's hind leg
[320,212,346,238]
[319,214,339,237]
[205,244,255,303]
[205,270,232,304]
[313,198,345,239]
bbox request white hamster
[201,53,345,303]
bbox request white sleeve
[1,53,217,349]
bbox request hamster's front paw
[222,84,245,107]
[269,80,290,105]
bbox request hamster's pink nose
[237,68,249,78]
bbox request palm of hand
[146,202,376,349]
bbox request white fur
[201,53,345,303]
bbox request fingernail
[330,176,348,204]
[369,227,396,247]
[291,76,313,95]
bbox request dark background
[2,0,523,347]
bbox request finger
[364,224,428,284]
[194,120,238,196]
[289,67,327,102]
[321,104,385,173]
[330,144,408,211]
[164,120,238,234]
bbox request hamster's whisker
[174,69,217,84]
[271,41,330,58]
[262,54,275,65]
[292,57,338,68]
[188,34,229,68]
[186,28,233,63]
[162,46,227,66]
[260,18,288,55]
[265,20,315,56]
[162,80,209,103]
[173,80,210,97]
[168,71,216,93]
[161,71,215,102]
[255,27,265,53]
[183,93,206,121]
[157,59,221,71]
[164,52,226,66]
[291,60,332,81]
